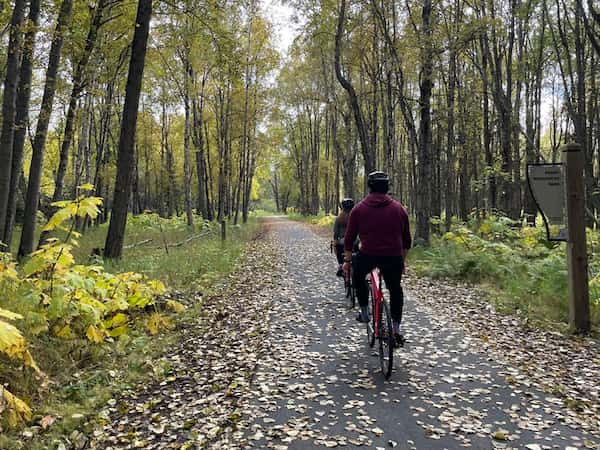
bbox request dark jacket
[333,211,349,243]
[344,193,411,257]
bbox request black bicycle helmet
[367,171,390,191]
[341,198,355,210]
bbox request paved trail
[92,217,599,450]
[239,218,598,450]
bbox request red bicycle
[365,268,394,379]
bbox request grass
[11,213,261,291]
[1,213,263,447]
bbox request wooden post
[561,143,590,333]
[221,219,226,242]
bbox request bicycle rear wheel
[366,282,376,348]
[346,268,356,308]
[378,300,394,379]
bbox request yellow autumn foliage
[0,194,182,428]
[0,386,32,428]
[146,313,174,335]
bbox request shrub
[0,188,182,428]
[410,216,598,328]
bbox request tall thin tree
[0,0,27,247]
[104,0,152,258]
[19,0,74,258]
[4,0,41,247]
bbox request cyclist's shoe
[394,333,405,348]
[356,312,369,323]
[356,307,369,323]
[336,268,344,277]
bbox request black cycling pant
[353,252,404,323]
[335,243,344,264]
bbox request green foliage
[409,216,599,329]
[127,212,197,233]
[0,195,173,429]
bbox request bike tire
[346,267,356,308]
[378,300,394,379]
[366,282,376,348]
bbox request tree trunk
[0,0,27,247]
[50,0,108,206]
[335,0,375,182]
[4,0,40,246]
[192,72,209,219]
[204,120,214,220]
[183,58,194,229]
[415,0,433,244]
[479,36,496,212]
[20,0,74,252]
[445,49,457,231]
[104,0,152,259]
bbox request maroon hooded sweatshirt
[344,193,411,257]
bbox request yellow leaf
[49,200,71,208]
[105,313,128,329]
[78,295,106,313]
[78,183,95,192]
[21,350,41,374]
[146,313,173,335]
[0,321,42,374]
[148,280,167,295]
[55,246,75,270]
[0,261,18,280]
[23,256,47,277]
[493,431,508,441]
[166,300,186,313]
[0,386,32,428]
[86,325,105,343]
[55,324,75,340]
[43,207,72,231]
[108,324,128,337]
[76,197,102,219]
[0,308,23,321]
[0,320,27,359]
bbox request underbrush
[410,215,599,331]
[0,196,261,447]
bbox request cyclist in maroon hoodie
[343,171,411,346]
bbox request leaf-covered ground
[88,218,599,449]
[87,227,279,449]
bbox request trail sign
[526,163,567,241]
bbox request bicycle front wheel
[378,300,394,379]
